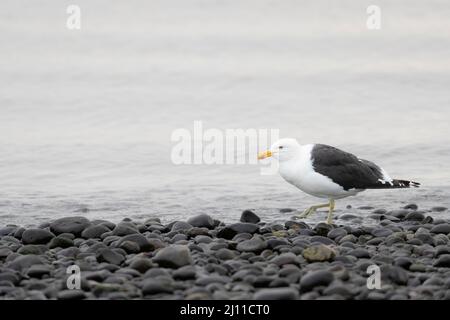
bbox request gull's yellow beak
[258,150,272,160]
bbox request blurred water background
[1,0,449,226]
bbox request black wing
[311,144,385,190]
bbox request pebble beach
[1,205,449,300]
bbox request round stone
[81,224,110,239]
[21,229,55,245]
[253,288,299,300]
[215,248,237,260]
[173,265,197,280]
[153,245,193,268]
[96,249,125,265]
[7,255,44,272]
[187,214,215,229]
[236,236,267,253]
[430,224,450,235]
[116,234,154,252]
[302,244,335,262]
[327,228,348,240]
[217,223,259,240]
[112,222,139,236]
[404,204,418,210]
[347,248,371,259]
[142,278,174,295]
[434,254,450,268]
[240,210,261,224]
[57,290,86,300]
[371,228,393,238]
[50,217,91,237]
[404,212,425,221]
[300,270,334,292]
[49,236,74,249]
[313,223,333,236]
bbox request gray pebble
[300,270,334,292]
[253,287,299,300]
[22,229,55,245]
[240,210,261,224]
[153,245,193,268]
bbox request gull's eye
[279,146,284,149]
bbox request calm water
[1,1,450,226]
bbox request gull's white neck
[278,144,314,183]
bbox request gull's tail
[367,179,421,189]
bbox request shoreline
[0,206,449,300]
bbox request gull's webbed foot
[292,202,333,220]
[293,206,317,220]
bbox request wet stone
[347,248,371,259]
[7,255,44,272]
[339,214,359,221]
[81,224,110,239]
[0,247,13,259]
[187,214,215,229]
[112,222,139,236]
[17,245,48,255]
[240,210,261,224]
[436,245,450,256]
[49,236,74,249]
[302,244,335,262]
[215,248,237,260]
[387,266,409,285]
[270,252,299,266]
[217,223,259,240]
[404,212,425,222]
[285,220,310,230]
[21,229,55,245]
[129,258,154,273]
[96,249,125,265]
[371,228,393,238]
[253,287,299,300]
[430,224,450,235]
[118,241,140,254]
[314,223,333,236]
[50,217,91,237]
[26,265,52,278]
[173,265,197,280]
[394,257,413,269]
[434,254,450,268]
[117,234,154,252]
[57,290,86,300]
[327,228,347,240]
[142,277,174,295]
[388,209,410,219]
[404,204,418,210]
[267,238,289,250]
[300,270,334,292]
[236,236,267,253]
[310,236,335,245]
[153,245,193,268]
[0,227,18,237]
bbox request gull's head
[258,138,301,162]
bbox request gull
[258,138,420,224]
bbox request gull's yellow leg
[296,202,331,219]
[326,199,335,224]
